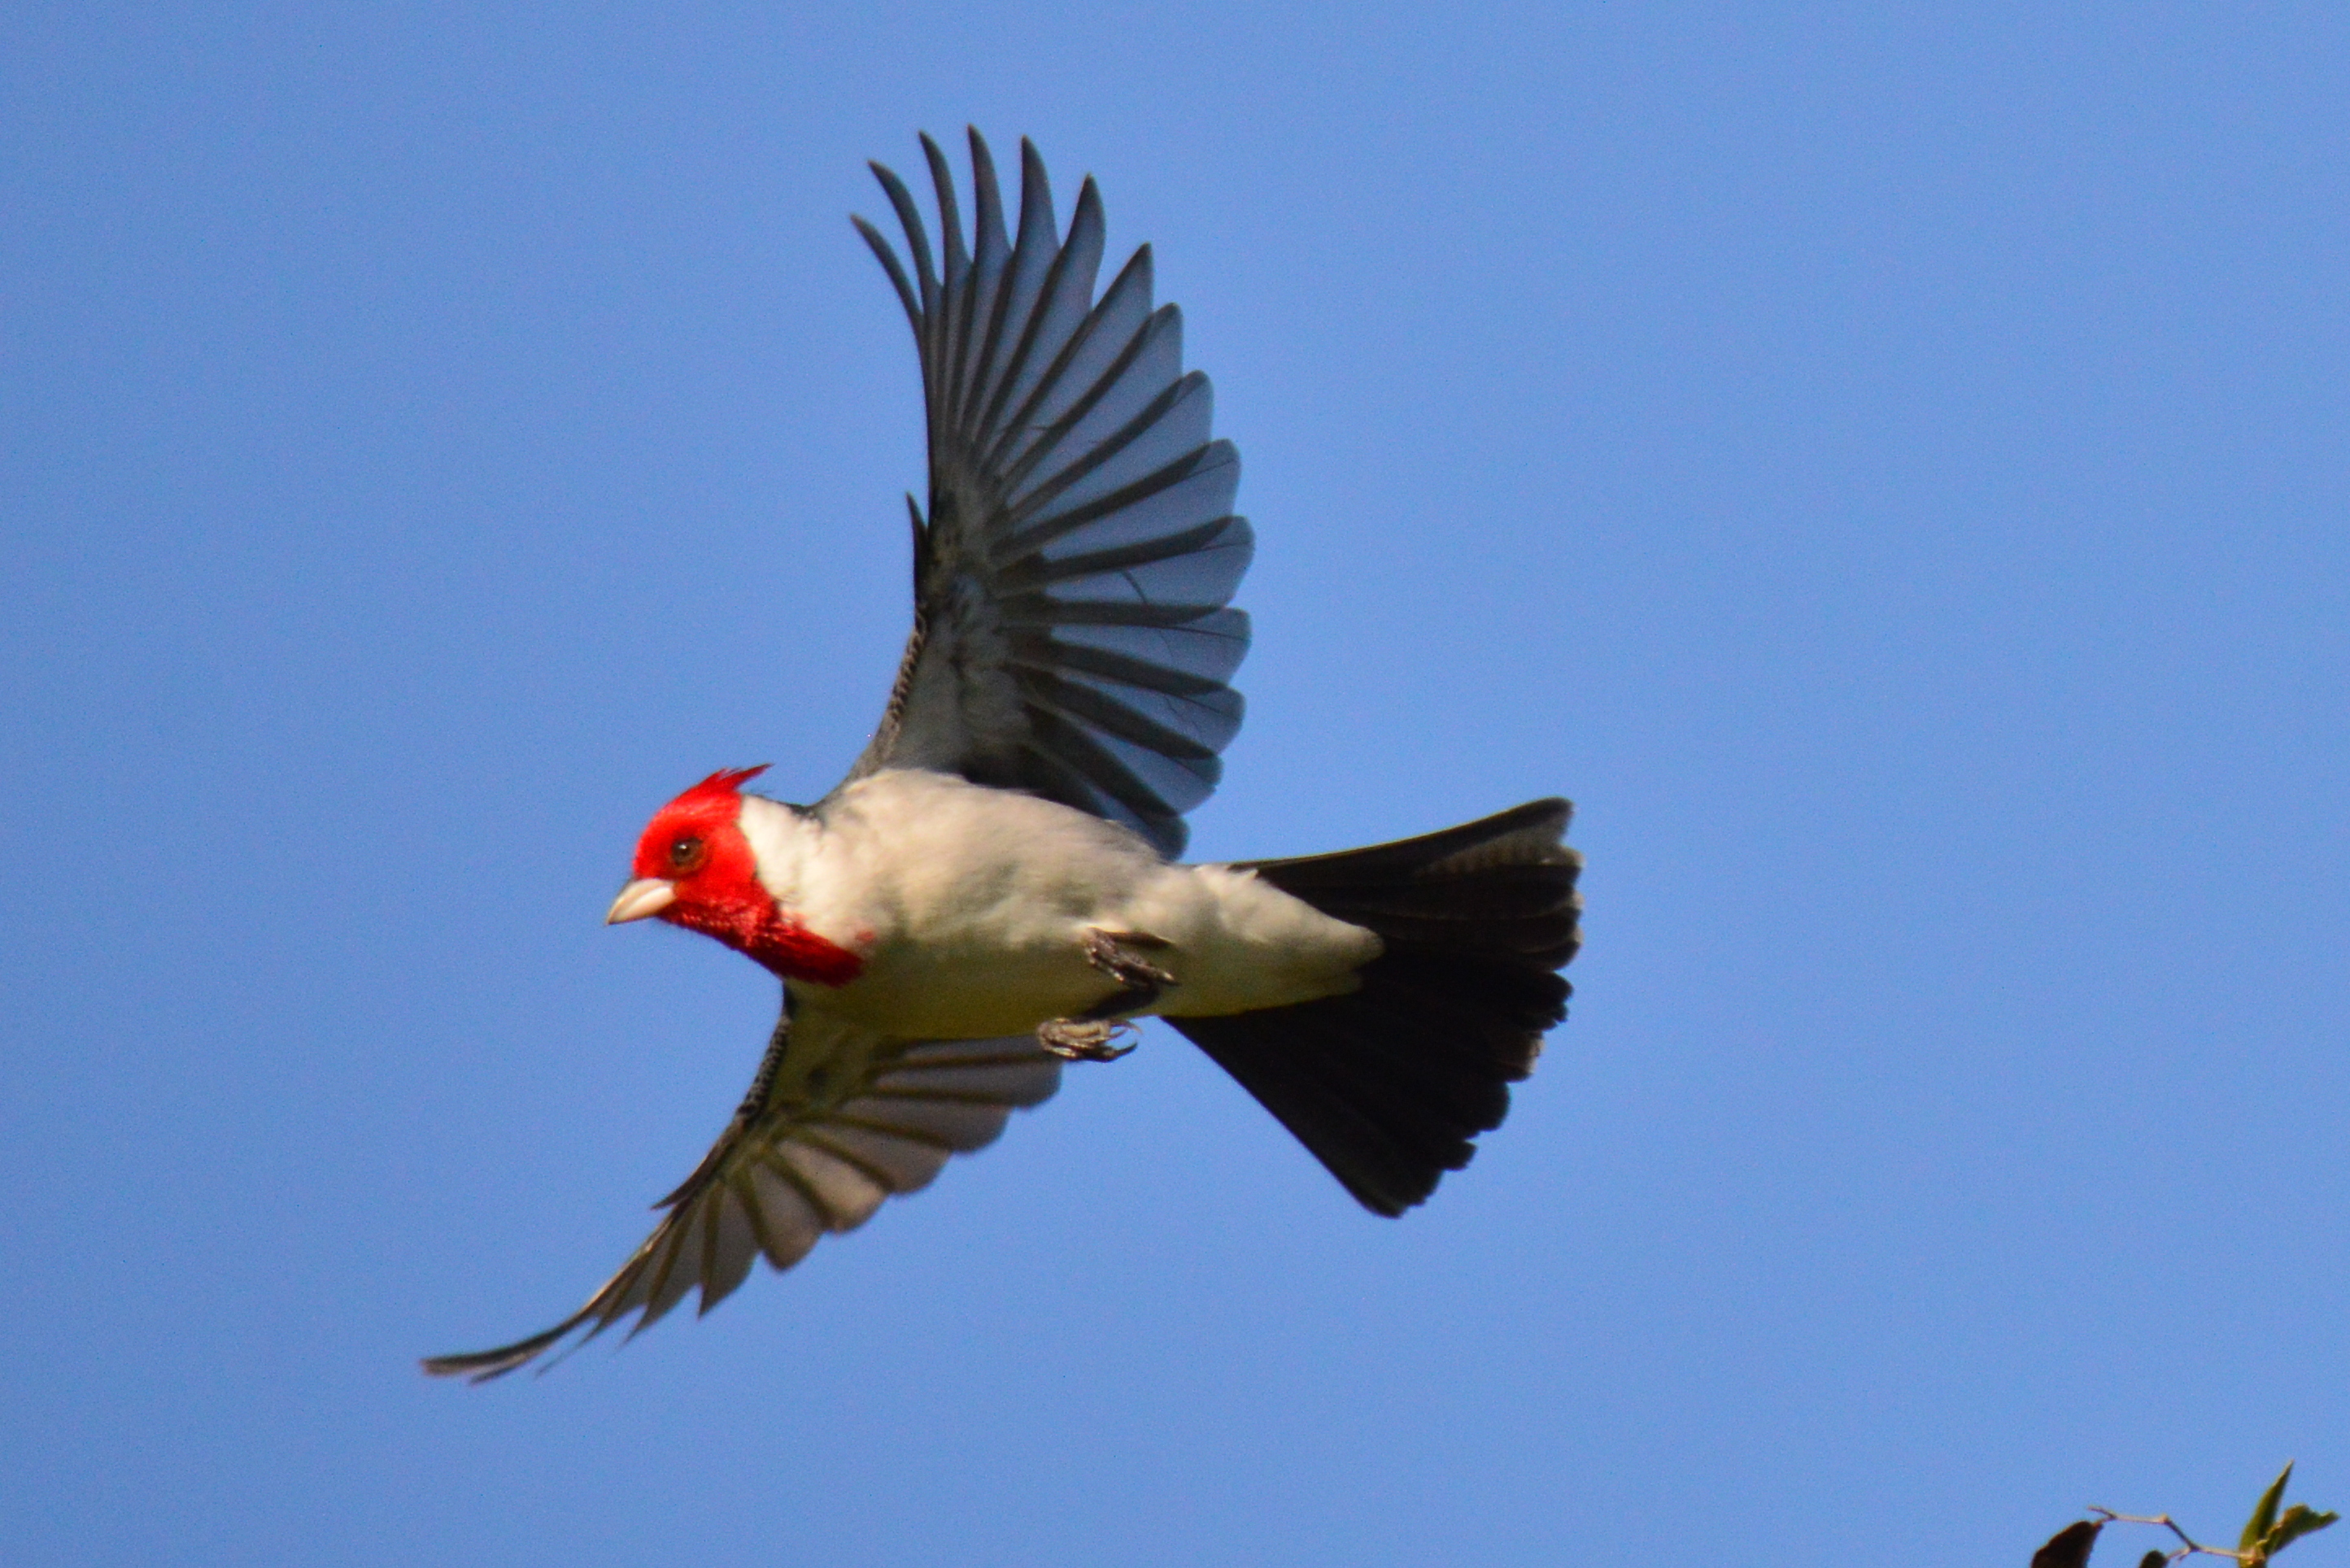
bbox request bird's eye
[668,835,708,873]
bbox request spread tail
[1166,799,1582,1215]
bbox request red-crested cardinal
[425,131,1581,1381]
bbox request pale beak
[605,878,678,925]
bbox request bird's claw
[1081,928,1176,990]
[1037,1017,1140,1061]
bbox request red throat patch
[628,768,866,987]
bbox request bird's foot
[1045,930,1173,1057]
[1037,1017,1140,1062]
[1081,927,1177,989]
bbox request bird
[424,129,1582,1382]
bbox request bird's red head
[607,766,865,987]
[607,764,772,939]
[633,764,767,882]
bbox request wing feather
[845,130,1252,856]
[421,1002,1061,1382]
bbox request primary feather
[847,130,1252,857]
[422,1017,1061,1383]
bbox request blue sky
[5,4,2348,1563]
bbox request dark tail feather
[1165,799,1582,1216]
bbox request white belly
[750,771,1382,1039]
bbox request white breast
[739,769,1380,1039]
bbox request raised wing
[844,130,1252,857]
[422,1002,1061,1382]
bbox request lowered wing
[844,130,1252,857]
[422,1001,1062,1382]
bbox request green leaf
[2265,1503,2340,1557]
[2244,1462,2296,1553]
[2030,1520,2100,1568]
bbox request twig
[2091,1508,2249,1565]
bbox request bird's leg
[1036,930,1178,1061]
[1075,928,1177,1013]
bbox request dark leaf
[2265,1503,2340,1556]
[2137,1553,2165,1568]
[2243,1463,2296,1553]
[2032,1519,2102,1568]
